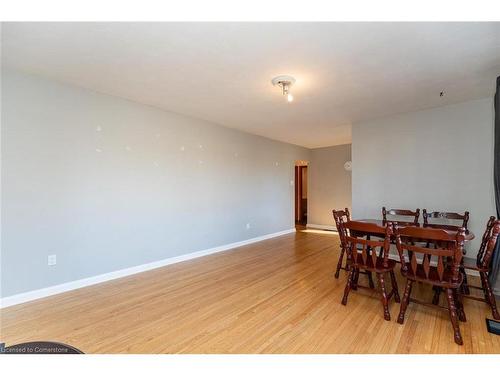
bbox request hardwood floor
[1,229,499,354]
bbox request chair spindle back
[394,224,465,283]
[423,209,470,230]
[477,218,500,269]
[382,207,420,225]
[333,208,351,247]
[344,221,393,269]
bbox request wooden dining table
[347,219,476,313]
[352,219,475,242]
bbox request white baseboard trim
[0,228,295,309]
[306,223,337,231]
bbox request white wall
[307,144,352,228]
[1,69,309,298]
[352,98,495,257]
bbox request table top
[353,219,475,241]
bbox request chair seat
[352,255,397,272]
[401,263,463,287]
[461,257,486,271]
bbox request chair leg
[480,271,500,320]
[367,271,375,289]
[453,289,466,322]
[461,268,470,295]
[389,270,400,303]
[341,268,355,305]
[445,288,463,345]
[352,268,360,291]
[432,286,442,305]
[334,246,346,279]
[377,273,391,321]
[397,279,413,324]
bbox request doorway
[295,161,308,227]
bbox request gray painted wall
[352,98,496,263]
[1,69,309,298]
[307,144,352,227]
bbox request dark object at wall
[491,75,500,290]
[486,318,500,335]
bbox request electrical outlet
[48,254,57,266]
[246,223,251,230]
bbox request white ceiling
[2,22,500,148]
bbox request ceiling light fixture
[272,75,296,103]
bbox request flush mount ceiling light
[272,75,296,103]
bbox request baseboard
[0,228,295,309]
[306,223,337,231]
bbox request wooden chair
[422,210,470,298]
[461,217,500,320]
[382,207,420,225]
[332,210,375,289]
[341,221,400,321]
[423,209,470,230]
[394,224,466,345]
[332,208,351,278]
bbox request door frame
[295,165,307,224]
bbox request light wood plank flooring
[1,229,499,353]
